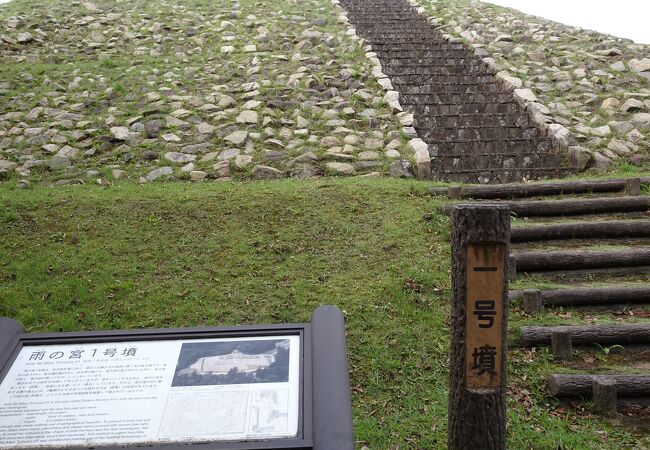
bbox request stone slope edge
[406,0,583,174]
[332,0,433,179]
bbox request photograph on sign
[172,339,290,386]
[0,335,300,449]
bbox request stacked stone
[333,0,431,179]
[0,0,413,184]
[420,0,650,171]
[339,0,564,183]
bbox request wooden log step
[618,397,650,407]
[430,177,650,199]
[510,287,650,307]
[520,324,650,346]
[521,265,650,279]
[507,196,649,217]
[440,196,649,216]
[512,248,650,272]
[548,374,650,398]
[543,287,650,306]
[511,220,650,242]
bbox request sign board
[1,336,300,448]
[465,243,505,390]
[449,205,509,450]
[0,306,354,450]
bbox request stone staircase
[340,0,568,183]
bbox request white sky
[484,0,650,44]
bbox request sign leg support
[311,305,354,450]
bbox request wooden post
[592,378,617,417]
[508,255,517,281]
[523,289,542,315]
[448,204,510,450]
[448,186,463,199]
[551,331,572,360]
[625,178,641,196]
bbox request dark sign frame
[0,305,354,450]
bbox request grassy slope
[0,179,647,448]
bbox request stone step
[409,102,525,115]
[389,75,498,84]
[437,155,560,172]
[379,59,485,70]
[377,49,473,56]
[399,92,516,105]
[371,41,467,49]
[434,140,554,156]
[395,83,502,93]
[417,126,542,141]
[414,115,529,129]
[436,168,568,184]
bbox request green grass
[0,178,648,448]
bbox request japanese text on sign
[465,243,505,390]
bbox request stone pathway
[340,0,567,183]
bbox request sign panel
[465,243,505,390]
[0,335,300,449]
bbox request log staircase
[437,177,650,416]
[340,0,567,183]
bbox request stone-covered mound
[0,0,414,184]
[420,0,650,172]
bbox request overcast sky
[484,0,650,44]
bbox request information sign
[0,305,355,450]
[0,336,300,448]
